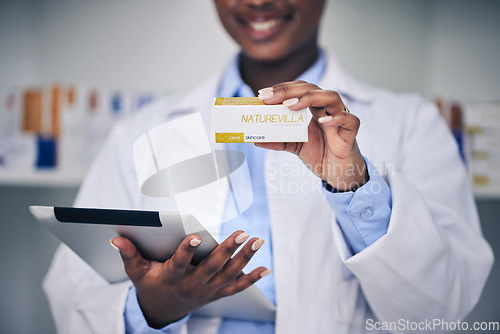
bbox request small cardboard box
[211,97,308,143]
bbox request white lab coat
[43,55,493,334]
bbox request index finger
[162,234,201,283]
[193,230,249,283]
[257,80,320,104]
[111,236,151,282]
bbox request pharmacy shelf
[1,169,500,199]
[0,169,85,187]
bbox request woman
[44,1,493,333]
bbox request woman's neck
[239,39,320,96]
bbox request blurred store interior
[1,0,499,333]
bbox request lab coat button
[361,208,373,219]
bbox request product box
[211,97,309,143]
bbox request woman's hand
[111,231,269,329]
[257,80,367,191]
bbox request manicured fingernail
[282,98,299,107]
[258,87,273,94]
[235,232,249,244]
[190,238,201,247]
[258,91,274,100]
[260,269,272,278]
[318,116,333,123]
[251,239,265,251]
[109,239,120,251]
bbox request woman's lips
[237,13,292,41]
[247,18,283,32]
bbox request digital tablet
[30,206,276,322]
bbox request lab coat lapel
[321,52,375,103]
[161,76,224,334]
[265,149,340,333]
[159,75,231,241]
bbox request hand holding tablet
[113,231,270,328]
[30,206,276,322]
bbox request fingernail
[235,232,249,245]
[258,91,274,100]
[282,98,299,107]
[318,115,333,123]
[109,239,120,251]
[258,87,273,94]
[260,269,272,278]
[251,239,265,251]
[190,238,201,247]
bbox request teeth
[248,19,281,32]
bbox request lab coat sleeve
[124,286,191,334]
[42,121,190,334]
[339,99,493,328]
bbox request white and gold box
[211,97,309,143]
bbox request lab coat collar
[319,49,375,103]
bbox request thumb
[111,236,150,282]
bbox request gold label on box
[215,133,244,143]
[214,97,266,106]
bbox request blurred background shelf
[1,169,500,200]
[0,169,85,187]
[472,187,500,200]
